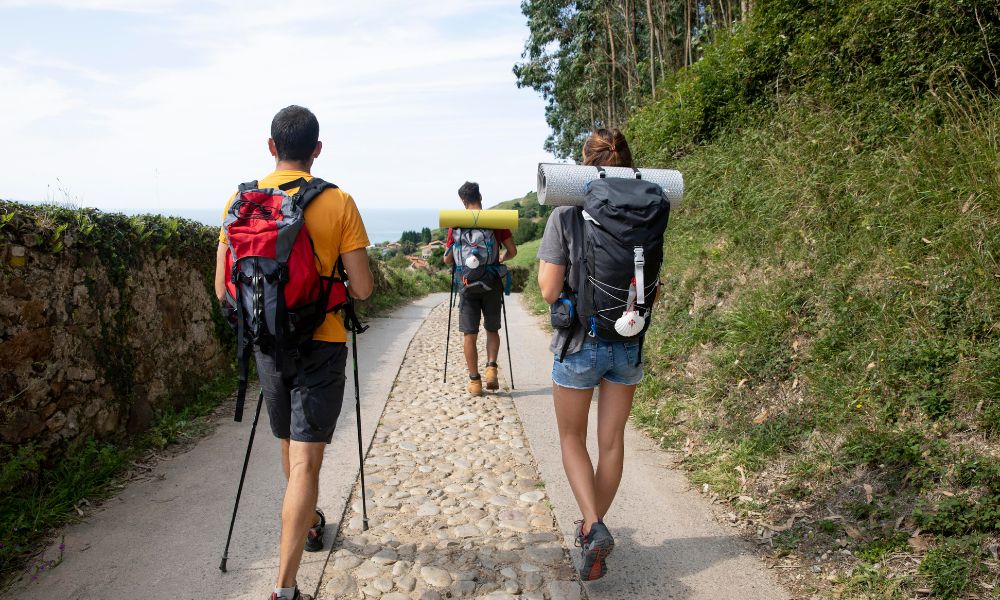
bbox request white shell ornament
[464,254,480,269]
[614,310,645,337]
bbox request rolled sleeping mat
[537,163,684,207]
[439,209,520,230]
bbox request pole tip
[219,558,228,573]
[362,519,370,531]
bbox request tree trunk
[685,0,693,66]
[646,0,656,97]
[605,7,617,125]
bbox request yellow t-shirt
[219,170,370,343]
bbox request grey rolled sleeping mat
[536,163,684,207]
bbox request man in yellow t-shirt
[214,105,372,600]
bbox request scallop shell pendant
[614,310,645,337]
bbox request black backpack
[569,167,670,348]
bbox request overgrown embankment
[621,1,999,598]
[0,202,447,584]
[0,203,230,457]
[0,202,231,581]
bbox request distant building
[406,255,430,271]
[420,240,447,257]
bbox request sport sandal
[304,508,325,552]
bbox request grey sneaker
[578,521,614,581]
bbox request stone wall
[0,202,229,458]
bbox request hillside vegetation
[518,0,998,597]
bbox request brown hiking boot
[468,376,483,396]
[484,364,499,390]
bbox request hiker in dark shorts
[536,129,644,582]
[443,182,517,396]
[214,106,373,600]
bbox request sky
[0,0,558,214]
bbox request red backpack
[223,177,362,423]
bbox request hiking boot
[576,520,614,581]
[304,509,325,552]
[467,375,483,396]
[484,363,499,390]
[270,589,312,600]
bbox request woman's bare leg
[594,379,636,519]
[553,383,600,533]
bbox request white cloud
[1,1,555,213]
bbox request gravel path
[317,301,582,600]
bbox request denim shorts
[551,338,644,389]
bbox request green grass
[507,237,540,268]
[625,91,1000,597]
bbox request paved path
[316,301,579,600]
[14,295,445,600]
[17,292,791,600]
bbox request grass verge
[630,91,999,597]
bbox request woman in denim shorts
[536,128,643,581]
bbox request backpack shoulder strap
[293,177,339,210]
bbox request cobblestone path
[317,301,581,600]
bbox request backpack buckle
[633,247,645,267]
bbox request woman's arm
[537,260,566,305]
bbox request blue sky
[0,0,557,212]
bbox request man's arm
[214,243,228,302]
[342,248,374,300]
[499,237,517,263]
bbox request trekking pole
[501,295,514,390]
[443,264,456,383]
[351,326,370,531]
[219,388,264,573]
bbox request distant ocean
[160,207,440,244]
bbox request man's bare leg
[276,440,325,588]
[486,330,500,365]
[463,333,480,376]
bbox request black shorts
[459,287,502,333]
[254,341,348,443]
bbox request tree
[420,227,432,244]
[400,230,421,244]
[514,0,746,158]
